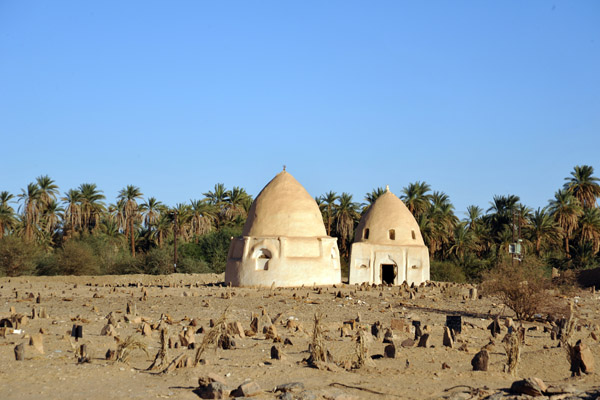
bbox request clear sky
[1,1,598,217]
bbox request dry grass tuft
[351,328,373,369]
[560,302,578,368]
[193,307,229,366]
[309,312,327,364]
[116,335,149,364]
[147,327,169,371]
[503,331,521,376]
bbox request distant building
[349,186,429,285]
[225,170,342,287]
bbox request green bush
[142,247,174,275]
[55,240,101,275]
[177,256,212,274]
[0,236,42,276]
[180,227,241,273]
[430,260,467,283]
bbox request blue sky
[1,1,598,217]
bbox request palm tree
[225,186,251,221]
[577,207,600,254]
[401,181,431,219]
[427,191,458,258]
[204,183,230,227]
[449,221,475,261]
[526,207,561,257]
[0,191,16,239]
[334,193,360,257]
[320,191,339,236]
[485,194,521,263]
[153,212,173,248]
[189,199,216,240]
[36,175,59,208]
[40,199,64,237]
[118,185,143,257]
[364,187,386,205]
[79,183,106,233]
[140,197,164,228]
[564,165,600,209]
[465,205,483,231]
[548,189,583,258]
[0,191,13,207]
[18,182,41,241]
[172,203,192,243]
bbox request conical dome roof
[354,188,424,245]
[242,171,327,237]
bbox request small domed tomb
[349,186,430,285]
[225,171,342,287]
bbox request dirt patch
[1,274,599,399]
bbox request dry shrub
[147,327,169,371]
[309,313,327,363]
[503,332,521,376]
[351,328,375,369]
[560,302,578,369]
[482,259,549,321]
[116,335,149,363]
[193,307,229,365]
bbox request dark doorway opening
[381,264,396,285]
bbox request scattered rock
[227,321,246,338]
[510,377,547,397]
[443,327,453,348]
[196,382,231,399]
[271,345,284,360]
[401,338,415,348]
[29,333,44,354]
[417,333,430,348]
[384,343,396,358]
[101,324,117,336]
[275,382,305,393]
[264,324,278,340]
[232,380,262,397]
[488,318,501,338]
[14,343,25,361]
[572,340,595,375]
[218,334,234,350]
[471,349,489,371]
[141,322,152,337]
[105,349,116,360]
[383,329,394,343]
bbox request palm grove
[1,165,599,280]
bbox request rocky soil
[1,274,598,399]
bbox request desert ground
[0,274,598,400]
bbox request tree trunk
[130,218,135,257]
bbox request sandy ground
[0,274,598,400]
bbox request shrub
[0,236,41,276]
[481,258,550,320]
[55,240,101,275]
[177,256,211,274]
[143,247,174,275]
[430,260,467,283]
[180,227,241,273]
[35,253,60,275]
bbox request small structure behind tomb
[349,186,430,285]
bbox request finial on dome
[386,184,390,192]
[283,165,286,171]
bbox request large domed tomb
[225,171,342,287]
[349,186,430,285]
